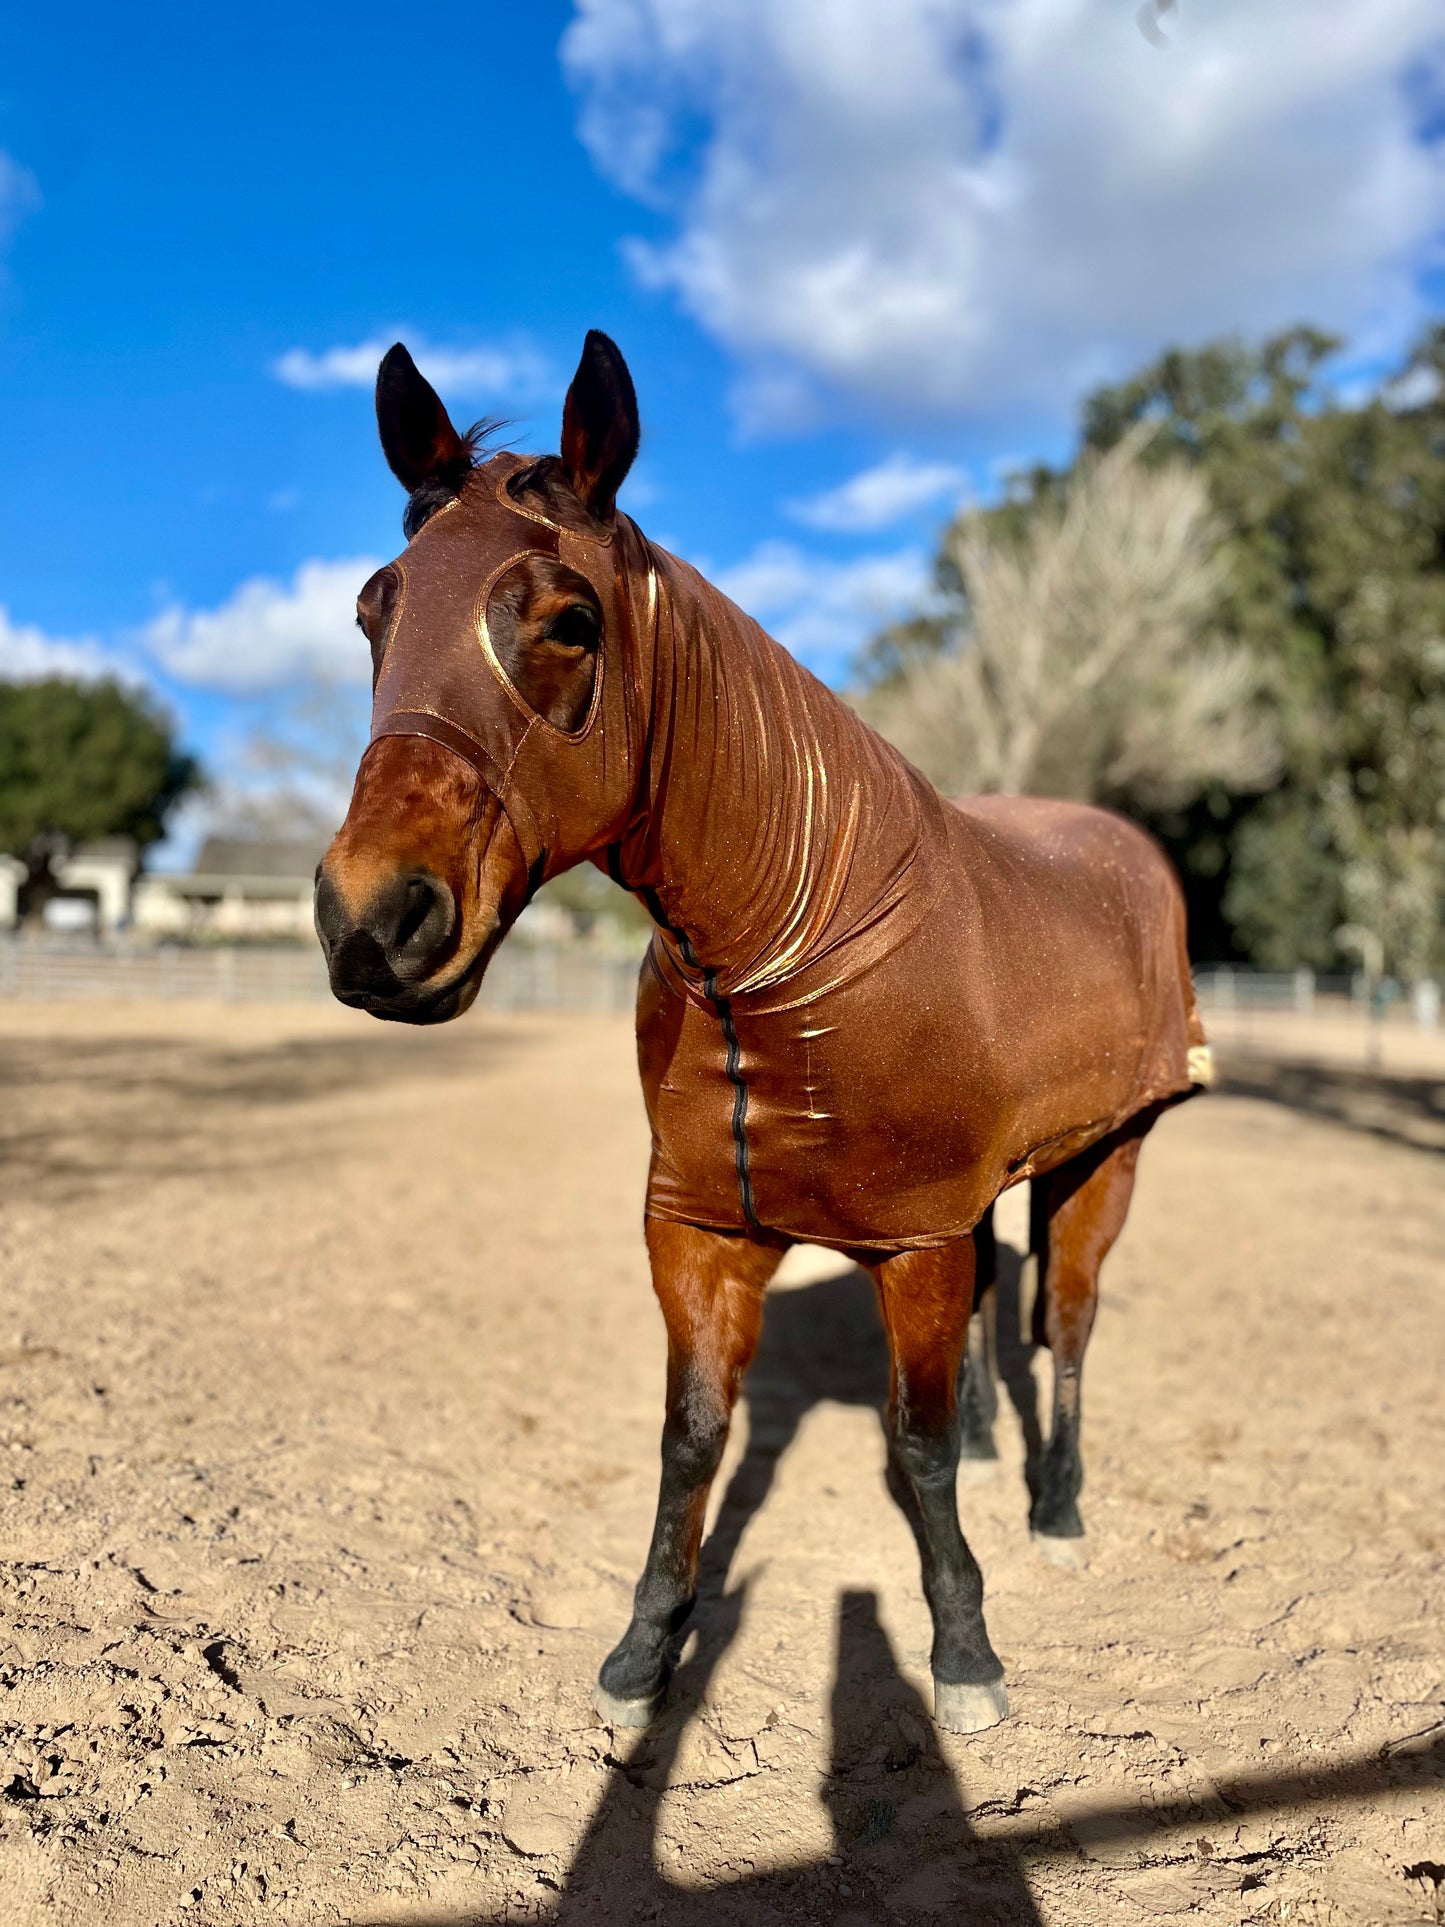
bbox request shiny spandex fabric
[372,457,1209,1254]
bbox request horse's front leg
[869,1237,1008,1734]
[595,1219,782,1728]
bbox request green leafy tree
[0,677,202,922]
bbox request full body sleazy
[323,330,1213,1740]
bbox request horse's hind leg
[594,1219,781,1728]
[958,1203,1000,1473]
[869,1237,1007,1733]
[1030,1115,1152,1560]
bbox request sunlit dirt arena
[0,1002,1441,1925]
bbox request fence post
[1293,967,1315,1016]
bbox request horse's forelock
[401,419,510,539]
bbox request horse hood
[369,454,652,880]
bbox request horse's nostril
[396,877,439,951]
[386,871,456,976]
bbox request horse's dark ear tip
[583,328,624,370]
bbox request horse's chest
[637,945,1007,1248]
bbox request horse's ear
[376,343,469,491]
[560,330,639,520]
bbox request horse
[315,329,1211,1737]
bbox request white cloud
[143,558,381,694]
[712,539,929,671]
[1,561,379,702]
[0,607,116,682]
[563,0,1445,421]
[273,334,551,401]
[788,452,968,531]
[0,150,40,247]
[1383,361,1444,409]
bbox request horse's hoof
[1032,1530,1087,1569]
[592,1682,663,1729]
[958,1455,999,1485]
[934,1677,1009,1733]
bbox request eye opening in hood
[479,553,607,739]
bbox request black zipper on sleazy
[607,842,762,1235]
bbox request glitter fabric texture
[373,455,1208,1252]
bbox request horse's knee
[663,1396,730,1485]
[890,1416,958,1490]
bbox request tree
[860,323,1445,976]
[221,672,370,845]
[1080,324,1445,977]
[857,428,1277,815]
[0,677,201,922]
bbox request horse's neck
[624,549,922,996]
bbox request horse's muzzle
[315,866,473,1022]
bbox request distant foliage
[0,677,201,913]
[858,429,1276,812]
[858,324,1445,977]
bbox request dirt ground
[0,999,1441,1927]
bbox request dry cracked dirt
[0,999,1441,1926]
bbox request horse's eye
[357,564,400,659]
[546,604,600,651]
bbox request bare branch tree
[856,427,1279,812]
[212,674,370,843]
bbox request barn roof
[193,837,328,881]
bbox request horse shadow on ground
[539,1582,1047,1925]
[0,1024,510,1114]
[0,1027,518,1205]
[354,1258,1445,1925]
[1220,1054,1445,1158]
[697,1248,1046,1594]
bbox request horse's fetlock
[598,1640,667,1704]
[631,1579,695,1627]
[930,1623,1002,1687]
[1030,1490,1084,1539]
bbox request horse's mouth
[333,934,494,1026]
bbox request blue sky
[1,1,1442,855]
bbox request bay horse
[315,331,1211,1736]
